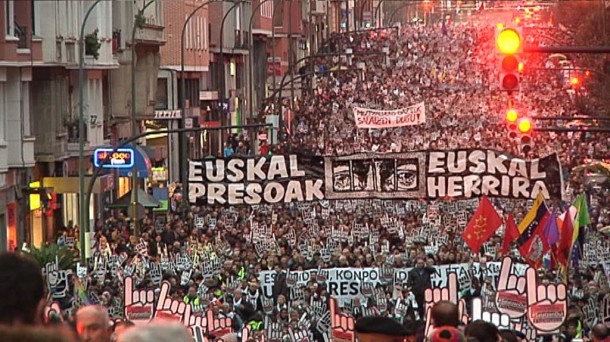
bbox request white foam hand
[123,276,155,326]
[472,298,511,329]
[603,294,610,327]
[289,328,312,342]
[424,273,467,334]
[495,257,528,319]
[330,297,355,342]
[205,307,233,337]
[525,267,567,333]
[155,281,192,324]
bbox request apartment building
[0,0,41,251]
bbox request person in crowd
[430,301,460,329]
[407,257,436,317]
[355,316,409,342]
[591,324,610,342]
[430,326,467,342]
[75,305,112,342]
[465,320,501,342]
[112,320,135,341]
[0,324,77,342]
[116,321,192,342]
[0,253,46,326]
[499,329,518,342]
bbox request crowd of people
[4,6,610,342]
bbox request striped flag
[516,193,551,267]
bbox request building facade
[0,0,41,251]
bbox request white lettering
[428,152,446,173]
[189,161,202,181]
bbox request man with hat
[355,316,409,342]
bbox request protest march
[1,3,609,342]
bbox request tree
[23,244,77,270]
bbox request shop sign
[94,148,135,169]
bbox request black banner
[188,150,564,205]
[188,155,325,205]
[323,150,563,200]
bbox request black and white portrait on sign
[332,161,351,192]
[324,152,426,200]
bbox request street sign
[93,148,135,169]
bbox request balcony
[133,16,165,46]
[34,131,70,162]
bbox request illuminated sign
[94,148,135,169]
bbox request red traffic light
[496,28,522,54]
[571,77,580,86]
[502,55,519,72]
[518,118,533,133]
[506,109,518,122]
[502,74,519,91]
[585,70,591,77]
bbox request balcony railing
[65,120,88,144]
[15,25,28,49]
[112,29,122,54]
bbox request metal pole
[248,0,273,125]
[271,1,282,98]
[288,0,294,141]
[525,46,610,54]
[130,0,157,237]
[219,0,242,137]
[181,0,223,203]
[374,0,384,28]
[78,0,102,264]
[534,127,610,133]
[345,0,349,31]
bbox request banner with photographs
[188,154,325,205]
[188,150,563,205]
[259,261,529,305]
[324,150,564,200]
[353,102,426,129]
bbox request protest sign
[353,102,426,129]
[258,261,529,304]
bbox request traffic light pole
[534,128,610,133]
[525,46,610,54]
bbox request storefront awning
[43,174,114,194]
[117,144,152,178]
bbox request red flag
[556,210,574,267]
[501,213,519,254]
[462,196,503,253]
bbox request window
[273,0,283,27]
[5,0,14,37]
[155,78,168,110]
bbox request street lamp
[130,0,157,236]
[180,0,231,202]
[218,0,244,134]
[78,0,103,263]
[248,0,273,123]
[374,0,385,28]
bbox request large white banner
[353,102,426,128]
[259,262,528,305]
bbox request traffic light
[496,27,523,92]
[505,109,519,140]
[517,118,533,155]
